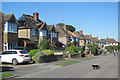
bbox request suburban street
[3,54,117,78]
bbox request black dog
[92,64,100,69]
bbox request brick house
[55,25,71,47]
[1,12,18,51]
[0,12,3,52]
[17,12,59,51]
[73,31,85,48]
[67,30,79,47]
[100,38,118,48]
[56,24,79,47]
[17,12,49,51]
[47,25,58,47]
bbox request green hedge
[33,51,44,63]
[42,50,54,56]
[29,49,41,58]
[33,50,54,63]
[105,46,118,51]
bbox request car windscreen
[19,51,28,54]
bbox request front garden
[29,40,64,63]
[28,40,118,64]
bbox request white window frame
[7,23,17,33]
[32,29,36,36]
[39,30,47,37]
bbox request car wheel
[12,59,18,65]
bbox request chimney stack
[33,12,39,21]
[80,30,83,34]
[89,34,92,38]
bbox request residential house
[18,12,57,51]
[0,12,3,52]
[18,12,49,51]
[84,35,91,51]
[67,30,79,47]
[100,38,118,48]
[55,24,71,47]
[56,24,80,47]
[73,31,85,48]
[1,12,18,51]
[47,25,58,47]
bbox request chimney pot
[89,34,92,38]
[80,30,83,34]
[33,12,39,21]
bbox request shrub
[74,47,83,53]
[63,52,68,58]
[42,50,54,56]
[66,42,73,47]
[88,42,99,54]
[49,45,55,50]
[33,51,45,63]
[65,45,76,53]
[29,49,41,58]
[105,46,118,51]
[38,40,50,50]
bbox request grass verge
[0,73,14,79]
[56,61,79,66]
[83,57,97,60]
[103,55,107,56]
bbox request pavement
[1,53,118,78]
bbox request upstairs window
[39,30,47,37]
[8,23,17,33]
[32,29,35,36]
[76,38,79,42]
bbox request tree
[66,42,73,47]
[56,23,76,32]
[88,43,99,54]
[38,40,50,50]
[66,25,75,32]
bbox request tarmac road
[17,54,118,78]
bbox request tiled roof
[73,31,84,39]
[55,25,70,37]
[0,12,5,15]
[0,12,13,21]
[100,38,117,43]
[18,14,46,30]
[91,37,100,42]
[3,14,13,21]
[47,25,54,31]
[67,30,74,37]
[84,35,91,40]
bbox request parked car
[13,47,26,51]
[0,50,31,65]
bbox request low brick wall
[38,55,63,63]
[71,54,80,58]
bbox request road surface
[17,54,118,78]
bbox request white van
[0,50,31,65]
